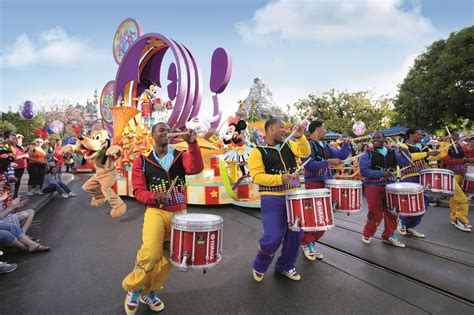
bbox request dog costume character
[62,129,126,218]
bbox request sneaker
[26,192,34,196]
[0,261,18,273]
[428,202,437,207]
[406,228,425,238]
[140,291,164,312]
[311,242,324,260]
[124,290,142,315]
[280,268,301,281]
[252,269,264,282]
[299,244,316,261]
[67,192,77,197]
[34,190,44,195]
[362,236,371,244]
[383,236,405,248]
[398,221,407,235]
[61,193,69,199]
[453,220,472,232]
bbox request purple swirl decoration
[112,21,232,132]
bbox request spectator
[0,221,49,253]
[64,152,75,173]
[4,131,28,199]
[27,138,47,195]
[0,191,35,234]
[42,166,76,199]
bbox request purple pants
[253,195,303,273]
[399,176,427,228]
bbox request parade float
[100,18,261,207]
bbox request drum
[419,168,455,196]
[462,173,474,197]
[285,189,334,232]
[386,183,425,216]
[324,179,363,213]
[170,213,223,271]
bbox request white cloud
[0,27,107,68]
[237,0,436,45]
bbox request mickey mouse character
[222,116,251,176]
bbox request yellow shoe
[280,268,301,281]
[299,244,316,261]
[140,291,165,312]
[253,269,264,282]
[362,236,371,244]
[124,290,141,315]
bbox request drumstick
[158,176,179,208]
[349,152,365,161]
[281,114,311,148]
[445,127,459,154]
[292,158,312,175]
[168,131,189,137]
[166,176,179,197]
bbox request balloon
[19,100,37,120]
[46,127,54,135]
[352,121,366,136]
[49,120,65,134]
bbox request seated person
[42,166,76,199]
[0,222,49,253]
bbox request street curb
[19,174,76,214]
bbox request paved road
[1,176,472,314]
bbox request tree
[294,89,393,135]
[0,112,45,143]
[394,26,474,131]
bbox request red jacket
[131,142,203,211]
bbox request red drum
[462,173,474,197]
[141,102,153,116]
[386,183,425,216]
[324,179,363,213]
[170,213,223,271]
[419,168,454,196]
[285,189,334,232]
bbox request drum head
[325,179,362,188]
[465,173,474,180]
[420,168,454,176]
[286,188,330,200]
[172,213,223,230]
[386,182,424,193]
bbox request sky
[0,0,473,120]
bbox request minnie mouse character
[222,116,251,176]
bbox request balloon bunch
[19,101,37,120]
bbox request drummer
[300,120,352,261]
[440,131,473,232]
[122,122,203,314]
[248,117,310,282]
[360,131,412,247]
[398,128,441,238]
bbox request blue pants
[253,195,303,273]
[0,222,24,246]
[42,183,71,195]
[400,176,427,228]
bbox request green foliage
[294,89,393,135]
[394,26,474,131]
[0,120,17,133]
[0,112,45,143]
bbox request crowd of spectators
[0,131,77,273]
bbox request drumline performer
[360,131,412,247]
[248,118,310,282]
[122,122,203,314]
[398,128,441,238]
[300,120,351,260]
[440,131,473,232]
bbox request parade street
[0,176,472,314]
